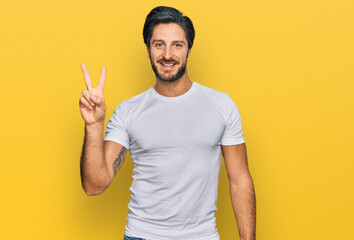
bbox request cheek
[150,50,161,59]
[178,51,188,60]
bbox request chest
[128,100,225,153]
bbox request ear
[147,47,150,59]
[187,49,191,58]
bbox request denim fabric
[123,234,144,240]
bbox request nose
[163,45,173,60]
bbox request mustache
[157,58,180,64]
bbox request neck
[154,72,193,97]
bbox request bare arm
[79,64,128,196]
[80,122,108,195]
[222,143,256,240]
[80,122,128,195]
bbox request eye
[155,43,163,47]
[175,44,182,48]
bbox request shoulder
[196,82,242,118]
[196,82,229,106]
[117,88,151,112]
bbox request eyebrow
[151,39,186,45]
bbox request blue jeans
[123,234,144,240]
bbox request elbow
[80,171,113,196]
[82,181,108,196]
[229,173,254,191]
[84,188,104,196]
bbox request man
[79,6,256,240]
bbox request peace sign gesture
[79,63,107,125]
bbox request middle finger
[82,89,95,107]
[81,63,93,91]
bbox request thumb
[90,94,105,109]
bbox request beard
[149,52,188,82]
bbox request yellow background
[0,0,353,239]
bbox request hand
[79,63,106,125]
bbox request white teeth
[161,63,175,66]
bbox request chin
[158,75,179,82]
[157,70,178,81]
[151,60,187,83]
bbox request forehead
[150,23,187,43]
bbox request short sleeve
[104,102,130,150]
[221,93,245,145]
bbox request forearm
[230,176,256,240]
[80,122,110,195]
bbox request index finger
[80,63,93,91]
[97,65,106,92]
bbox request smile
[160,62,176,67]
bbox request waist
[125,212,220,240]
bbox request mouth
[158,61,178,69]
[159,61,178,69]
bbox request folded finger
[79,97,93,110]
[82,89,95,107]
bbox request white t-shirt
[104,81,245,240]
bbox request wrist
[85,121,104,128]
[85,121,105,135]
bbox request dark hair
[143,6,195,50]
